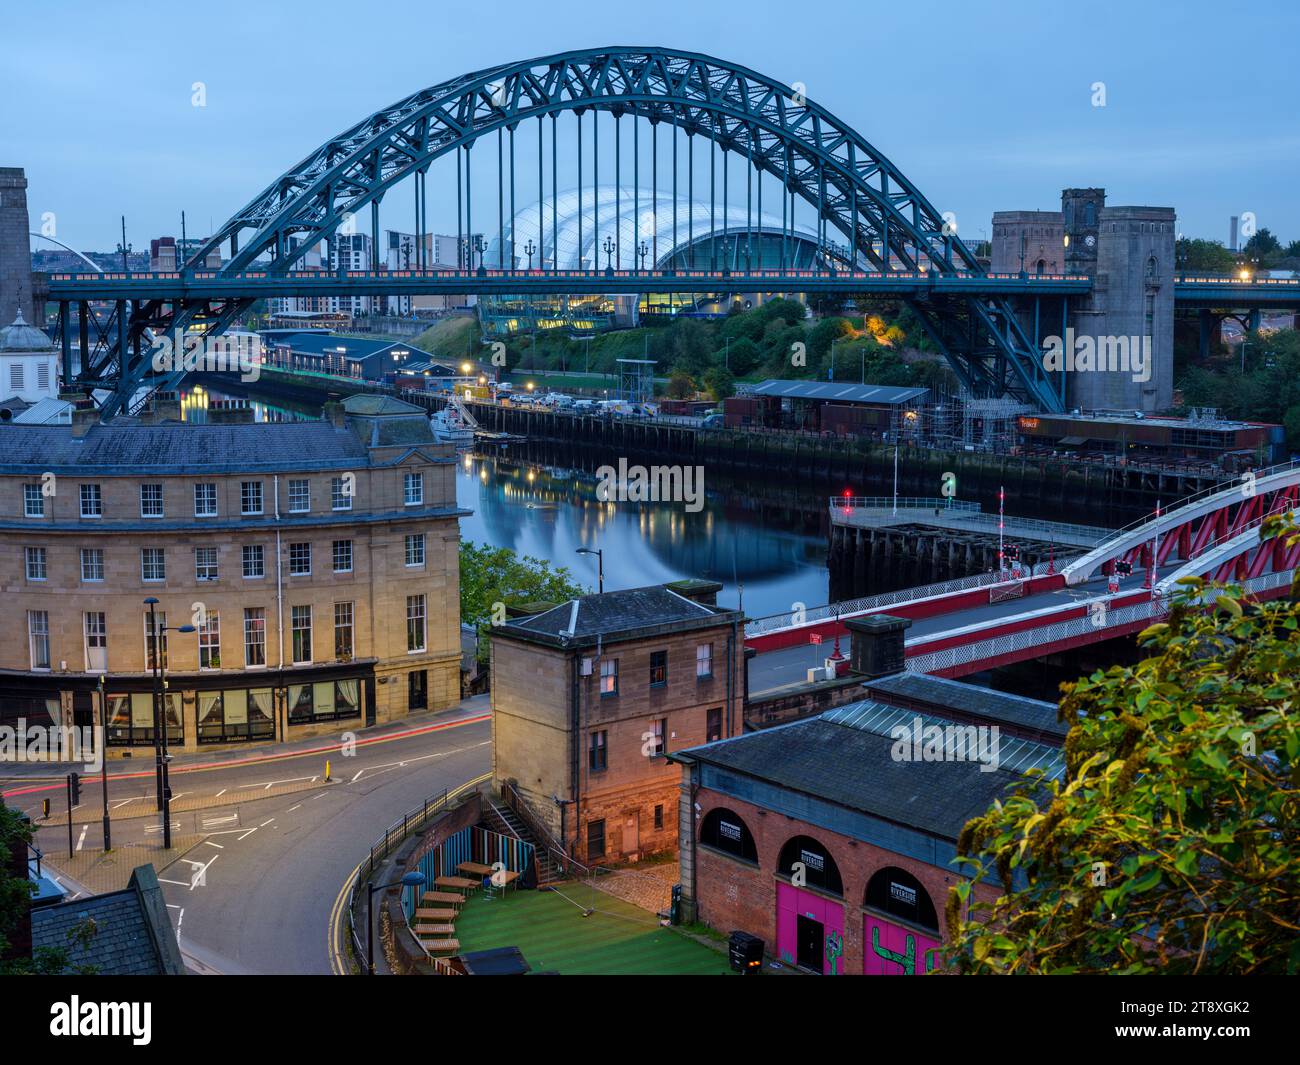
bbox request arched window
[1146,255,1159,280]
[864,867,938,931]
[699,807,758,865]
[1035,259,1046,275]
[777,835,843,896]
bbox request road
[2,703,492,975]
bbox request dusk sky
[5,0,1297,254]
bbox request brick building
[491,579,745,864]
[0,393,466,752]
[670,669,1066,975]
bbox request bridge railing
[1098,457,1300,545]
[905,599,1166,675]
[744,561,1061,639]
[906,567,1295,675]
[831,500,1111,544]
[831,497,981,513]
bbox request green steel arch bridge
[42,47,1300,419]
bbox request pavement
[3,696,493,976]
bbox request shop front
[774,835,846,975]
[862,867,943,975]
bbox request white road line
[110,797,139,810]
[286,803,302,813]
[158,877,190,887]
[350,770,364,783]
[259,818,274,827]
[203,840,224,849]
[214,788,227,797]
[75,825,88,852]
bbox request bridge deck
[830,501,1110,549]
[748,572,1139,694]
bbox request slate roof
[0,420,370,474]
[748,380,929,405]
[675,701,1058,841]
[863,672,1067,741]
[343,393,425,416]
[499,583,740,648]
[30,865,183,975]
[274,332,433,362]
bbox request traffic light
[68,772,80,806]
[1115,560,1133,577]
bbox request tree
[459,541,587,662]
[701,366,736,402]
[1176,237,1237,274]
[946,520,1300,974]
[1243,227,1282,262]
[665,371,695,399]
[0,801,99,975]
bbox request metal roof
[748,380,929,405]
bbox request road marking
[75,825,87,852]
[242,775,314,791]
[185,855,217,889]
[110,797,139,810]
[214,788,227,797]
[286,803,302,813]
[203,840,224,849]
[259,818,274,828]
[350,770,364,783]
[202,813,239,829]
[143,821,181,834]
[158,877,190,887]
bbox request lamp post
[524,239,536,270]
[638,241,648,271]
[576,547,604,594]
[144,598,195,850]
[474,235,486,272]
[98,674,111,851]
[603,236,615,272]
[368,870,427,975]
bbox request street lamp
[638,241,649,271]
[524,239,536,270]
[474,235,486,272]
[97,674,111,851]
[368,870,427,975]
[576,547,604,594]
[603,236,615,273]
[144,598,195,850]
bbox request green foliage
[1176,237,1237,274]
[1177,327,1300,447]
[665,371,695,399]
[0,803,101,975]
[701,366,736,402]
[946,518,1300,974]
[459,541,587,662]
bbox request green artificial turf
[452,882,731,975]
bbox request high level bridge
[37,47,1300,420]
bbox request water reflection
[179,385,314,424]
[457,453,829,619]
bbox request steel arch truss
[102,48,1062,413]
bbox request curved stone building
[0,394,467,753]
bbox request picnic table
[457,861,495,879]
[420,890,465,908]
[435,875,478,893]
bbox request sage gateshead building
[0,395,468,754]
[478,186,837,336]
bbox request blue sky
[4,0,1297,254]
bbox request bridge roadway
[46,267,1093,300]
[748,571,1146,694]
[45,269,1300,307]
